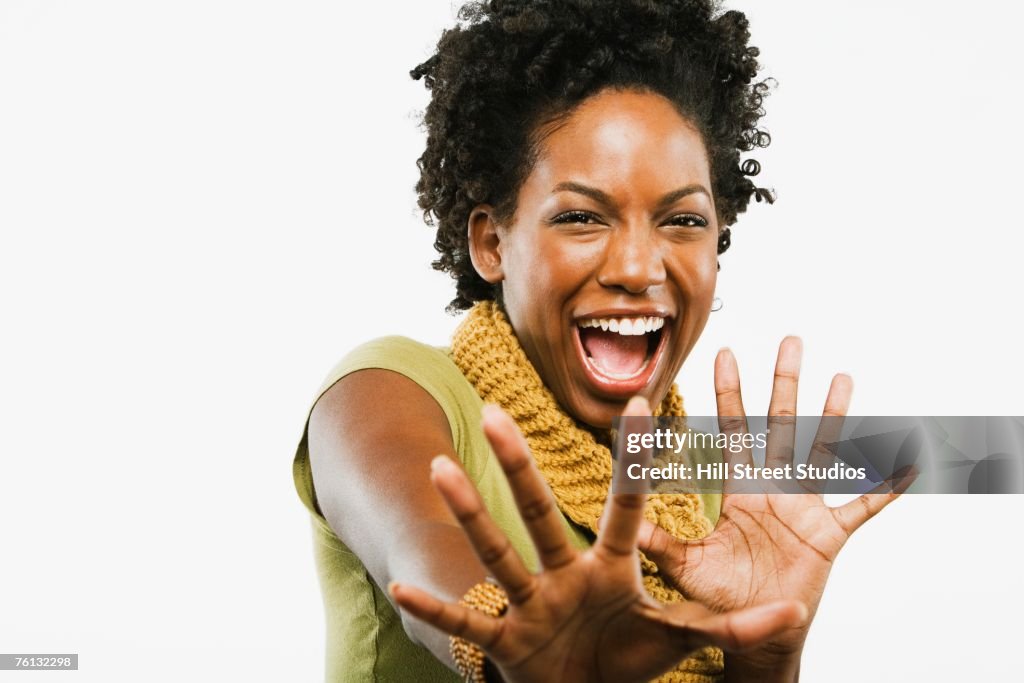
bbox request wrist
[724,640,804,683]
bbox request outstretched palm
[639,338,909,664]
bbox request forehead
[527,88,712,196]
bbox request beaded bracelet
[449,579,509,682]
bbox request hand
[637,337,912,680]
[390,397,808,683]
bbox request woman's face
[477,88,719,428]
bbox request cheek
[500,234,567,337]
[666,247,717,366]
[670,244,719,304]
[695,255,718,300]
[505,233,599,304]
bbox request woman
[293,1,903,680]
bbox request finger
[389,581,502,648]
[660,599,808,653]
[599,396,653,558]
[482,404,576,571]
[636,519,693,589]
[802,373,853,495]
[765,337,802,470]
[430,455,535,604]
[832,465,916,535]
[715,348,753,486]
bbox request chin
[564,377,672,430]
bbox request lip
[571,315,672,397]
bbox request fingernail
[481,403,503,423]
[743,600,806,625]
[624,395,650,415]
[431,454,452,473]
[891,465,918,493]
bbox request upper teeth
[577,317,665,335]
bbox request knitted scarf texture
[449,301,723,682]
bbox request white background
[1,1,1022,681]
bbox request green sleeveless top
[292,336,595,682]
[293,336,722,682]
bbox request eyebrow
[552,181,711,211]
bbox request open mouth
[573,315,669,396]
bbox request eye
[664,213,709,229]
[552,210,600,225]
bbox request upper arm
[307,367,488,646]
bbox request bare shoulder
[307,368,459,546]
[310,368,454,465]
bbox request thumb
[637,519,681,568]
[672,600,809,653]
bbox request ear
[467,205,504,284]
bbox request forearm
[381,521,491,672]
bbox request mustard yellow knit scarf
[449,301,723,682]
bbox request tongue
[579,328,649,376]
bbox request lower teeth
[588,355,649,380]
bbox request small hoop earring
[711,297,723,312]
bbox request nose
[596,224,666,294]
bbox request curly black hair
[411,0,774,312]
